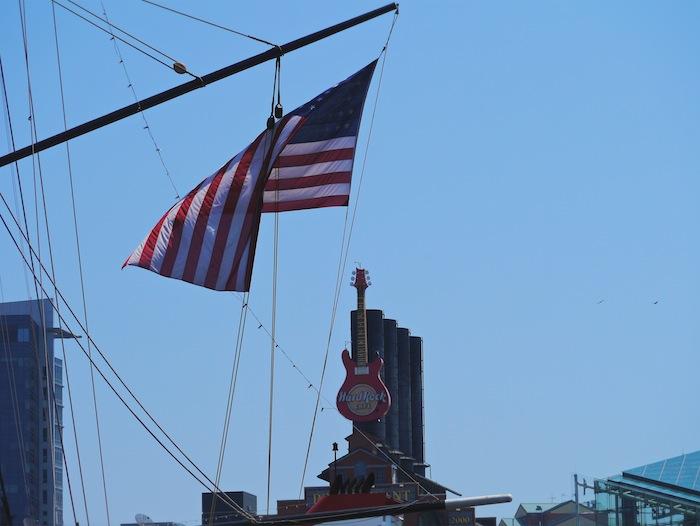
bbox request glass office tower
[0,299,64,526]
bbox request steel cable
[298,10,402,497]
[0,194,258,523]
[207,294,249,526]
[17,2,77,523]
[51,0,191,76]
[51,3,108,524]
[100,1,181,200]
[141,0,278,48]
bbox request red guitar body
[336,349,391,422]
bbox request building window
[17,327,30,342]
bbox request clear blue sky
[1,1,699,524]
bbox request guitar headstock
[351,267,371,292]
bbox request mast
[0,3,398,169]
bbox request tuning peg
[352,270,356,275]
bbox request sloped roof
[545,501,595,514]
[516,503,558,516]
[623,450,700,493]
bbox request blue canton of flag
[263,60,377,212]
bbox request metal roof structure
[595,450,700,520]
[623,451,700,495]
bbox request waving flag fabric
[124,61,377,291]
[263,61,376,212]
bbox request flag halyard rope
[266,55,283,515]
[207,293,249,526]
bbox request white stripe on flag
[150,200,185,274]
[275,159,353,180]
[168,160,237,280]
[189,158,240,284]
[263,183,351,203]
[211,116,302,289]
[210,136,269,289]
[279,136,356,156]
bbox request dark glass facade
[0,299,63,526]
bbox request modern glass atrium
[595,451,700,526]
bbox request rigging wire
[207,294,249,526]
[0,205,259,523]
[237,297,318,391]
[0,194,258,523]
[16,3,70,524]
[100,1,181,200]
[0,60,32,509]
[51,0,192,76]
[236,260,441,497]
[50,3,107,524]
[60,0,187,67]
[141,0,278,48]
[0,54,33,283]
[298,10,400,498]
[7,52,91,526]
[8,3,423,511]
[55,324,91,526]
[266,171,278,515]
[266,56,282,515]
[230,208,440,496]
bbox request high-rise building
[0,299,66,526]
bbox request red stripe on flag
[228,117,303,290]
[136,212,169,269]
[181,162,231,283]
[265,172,351,191]
[158,184,204,277]
[274,148,354,168]
[137,183,200,270]
[261,194,349,213]
[203,135,264,290]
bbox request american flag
[124,61,377,291]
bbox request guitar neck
[356,290,368,366]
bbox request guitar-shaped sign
[336,267,391,422]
